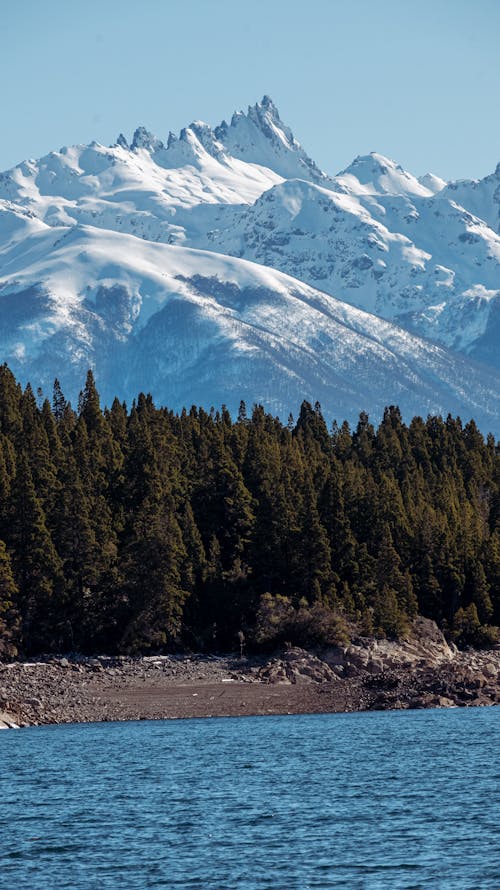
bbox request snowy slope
[443,164,500,234]
[336,152,435,198]
[0,134,282,248]
[0,97,499,431]
[0,222,498,432]
[205,172,500,359]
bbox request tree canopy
[0,364,498,656]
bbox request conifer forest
[0,364,498,657]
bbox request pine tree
[0,362,497,654]
[121,488,189,652]
[78,370,101,431]
[414,553,442,619]
[0,364,22,439]
[237,400,247,423]
[51,453,104,649]
[9,454,64,652]
[352,411,375,464]
[469,562,493,624]
[483,531,500,623]
[0,539,20,657]
[291,471,331,601]
[52,378,67,421]
[374,524,412,636]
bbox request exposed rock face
[254,621,499,709]
[257,648,339,685]
[0,710,20,729]
[336,617,456,676]
[330,618,499,710]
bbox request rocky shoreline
[1,619,498,729]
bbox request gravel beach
[1,620,499,729]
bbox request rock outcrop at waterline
[0,710,20,729]
[0,621,498,728]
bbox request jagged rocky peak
[215,95,328,183]
[230,95,299,149]
[104,96,326,178]
[247,94,294,137]
[181,121,227,161]
[215,95,286,135]
[131,126,165,153]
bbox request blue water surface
[1,708,499,889]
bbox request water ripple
[0,708,499,888]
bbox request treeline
[0,364,499,657]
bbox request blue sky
[2,0,499,180]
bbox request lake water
[1,708,499,889]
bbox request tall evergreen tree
[0,539,20,657]
[120,478,189,652]
[9,454,64,652]
[0,364,496,653]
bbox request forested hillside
[0,364,498,658]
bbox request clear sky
[2,0,499,180]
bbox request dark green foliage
[0,368,498,655]
[254,593,349,649]
[0,539,20,657]
[451,603,499,648]
[120,487,189,652]
[9,453,64,652]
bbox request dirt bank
[1,620,498,728]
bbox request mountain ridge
[0,97,499,433]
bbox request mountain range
[0,96,499,432]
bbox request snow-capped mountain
[0,97,499,432]
[205,153,500,366]
[443,164,500,234]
